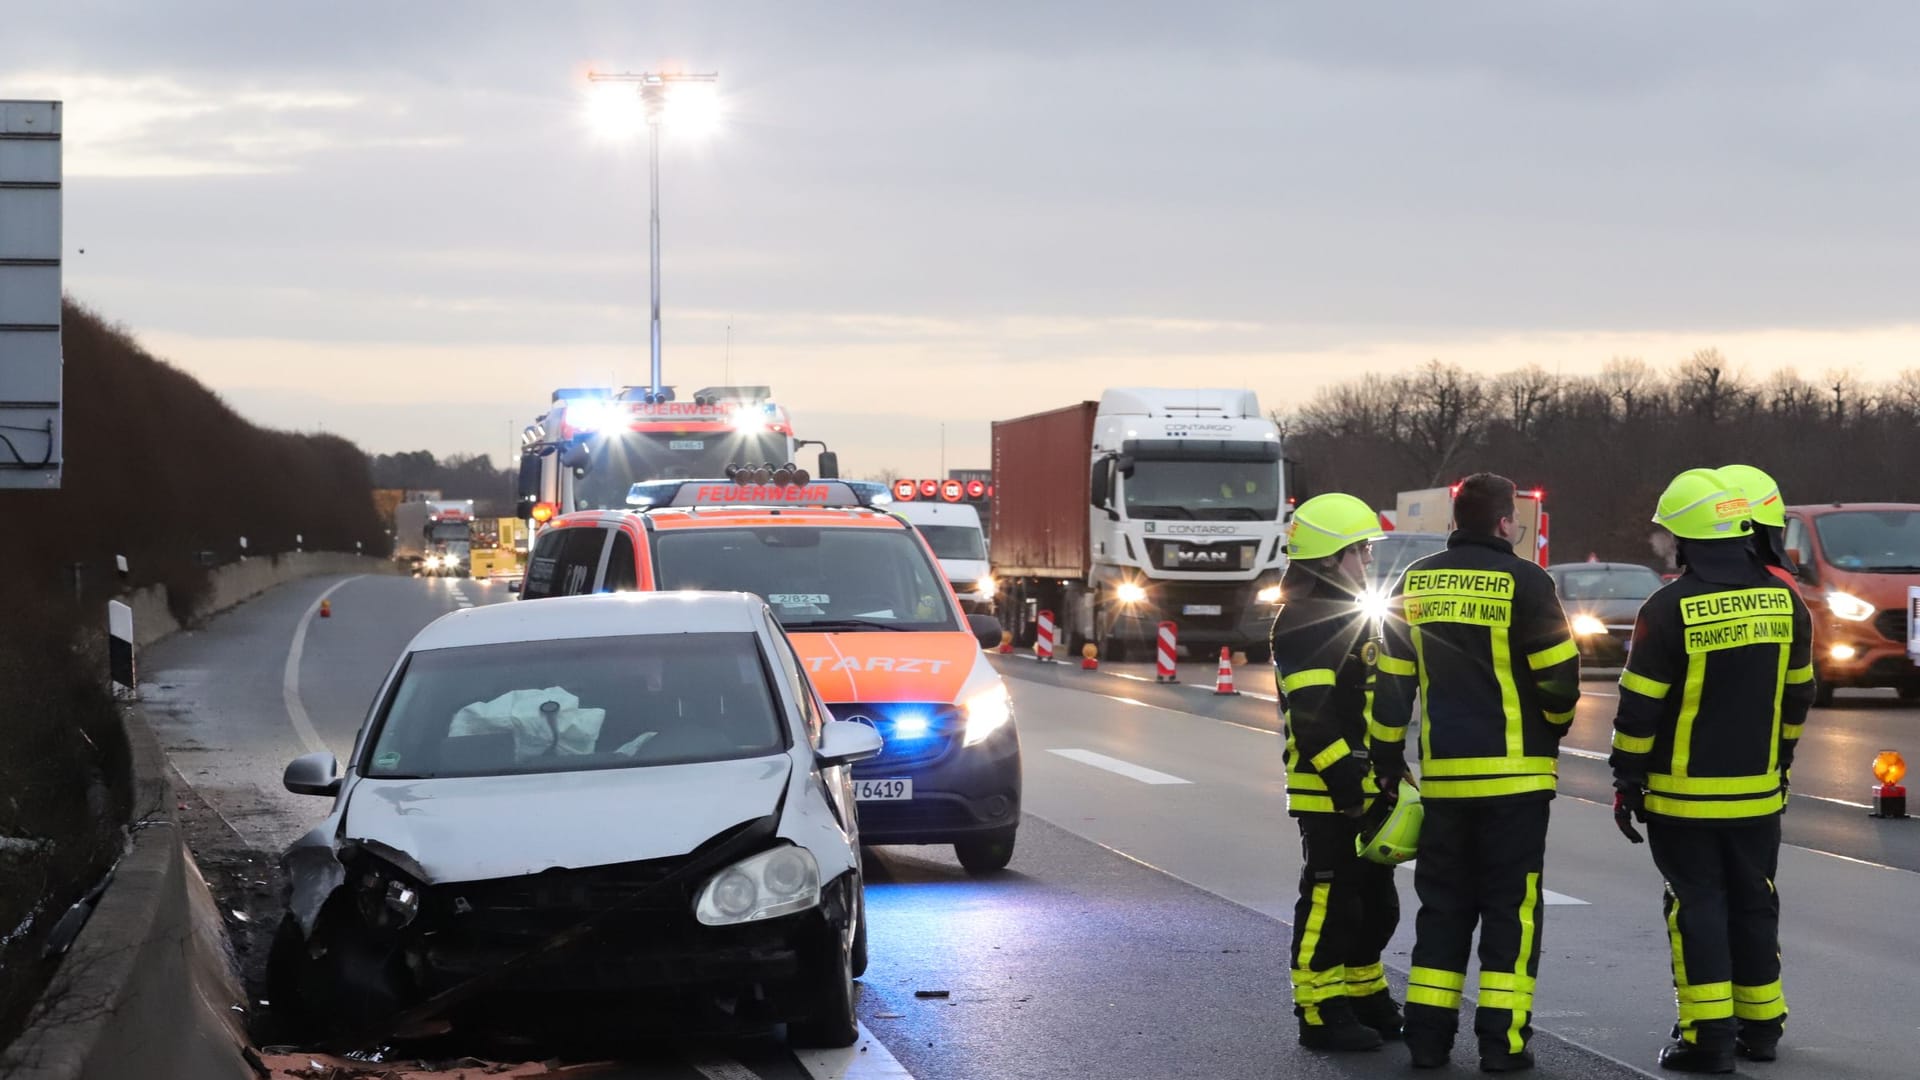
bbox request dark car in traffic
[1547,561,1664,667]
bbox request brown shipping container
[991,402,1097,579]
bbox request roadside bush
[0,298,387,1044]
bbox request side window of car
[1784,517,1806,561]
[522,527,610,599]
[766,620,822,741]
[604,531,639,592]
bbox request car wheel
[955,828,1017,875]
[851,889,869,979]
[1815,678,1835,707]
[789,925,858,1048]
[1899,681,1920,701]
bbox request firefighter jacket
[1610,540,1814,823]
[1271,571,1381,815]
[1375,531,1582,801]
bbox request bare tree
[1401,360,1491,485]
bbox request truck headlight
[962,684,1013,746]
[1826,591,1874,621]
[975,575,997,600]
[1570,614,1608,637]
[1256,585,1282,604]
[694,845,821,926]
[1115,582,1147,605]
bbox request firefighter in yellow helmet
[1269,493,1402,1051]
[1611,468,1814,1072]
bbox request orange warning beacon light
[1870,749,1907,819]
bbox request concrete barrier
[126,552,392,648]
[3,553,397,1077]
[0,709,254,1080]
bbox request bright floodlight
[586,83,648,140]
[660,81,722,136]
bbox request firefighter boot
[1350,991,1404,1040]
[1298,1018,1385,1053]
[1658,1040,1736,1074]
[1735,1024,1779,1062]
[1478,1046,1535,1073]
[1406,1035,1452,1069]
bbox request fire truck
[516,385,839,527]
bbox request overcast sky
[7,2,1919,475]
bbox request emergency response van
[522,478,1022,874]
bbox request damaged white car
[268,591,882,1048]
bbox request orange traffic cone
[1081,643,1099,670]
[1213,646,1237,695]
[319,599,332,619]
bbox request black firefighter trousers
[1647,817,1787,1050]
[1404,798,1550,1056]
[1290,812,1400,1026]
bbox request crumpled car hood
[340,755,792,884]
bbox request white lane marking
[1396,860,1590,905]
[795,1021,918,1078]
[283,576,364,756]
[1562,746,1608,762]
[1099,693,1152,708]
[1047,748,1192,785]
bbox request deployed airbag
[449,687,606,762]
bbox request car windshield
[1369,535,1448,587]
[1814,510,1920,572]
[651,526,963,632]
[1554,566,1663,601]
[915,524,986,561]
[572,429,794,509]
[363,632,785,778]
[1123,459,1281,521]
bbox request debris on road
[913,989,951,999]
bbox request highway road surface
[144,574,1920,1079]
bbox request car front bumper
[841,705,1022,844]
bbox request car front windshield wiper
[1859,564,1920,573]
[1192,506,1268,521]
[782,617,914,632]
[1128,504,1195,519]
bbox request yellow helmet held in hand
[1357,780,1422,865]
[1652,468,1753,540]
[1717,463,1784,528]
[1288,493,1386,561]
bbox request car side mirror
[816,720,884,768]
[967,613,1005,650]
[507,579,523,594]
[559,440,592,469]
[816,450,840,479]
[283,751,341,797]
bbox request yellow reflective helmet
[1652,468,1753,540]
[1357,780,1422,865]
[1717,463,1784,528]
[1288,493,1386,561]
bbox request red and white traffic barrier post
[1155,621,1178,683]
[1036,609,1057,662]
[1214,646,1238,695]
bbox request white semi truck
[393,498,476,576]
[991,388,1293,662]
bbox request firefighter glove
[1612,781,1646,845]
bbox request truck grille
[1146,539,1258,573]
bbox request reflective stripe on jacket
[1375,531,1581,801]
[1610,543,1814,823]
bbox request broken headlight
[354,860,422,931]
[693,845,821,927]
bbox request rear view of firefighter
[1270,493,1401,1051]
[1374,473,1581,1072]
[1717,463,1796,586]
[1611,468,1813,1073]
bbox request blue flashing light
[889,712,932,739]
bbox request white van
[892,501,993,612]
